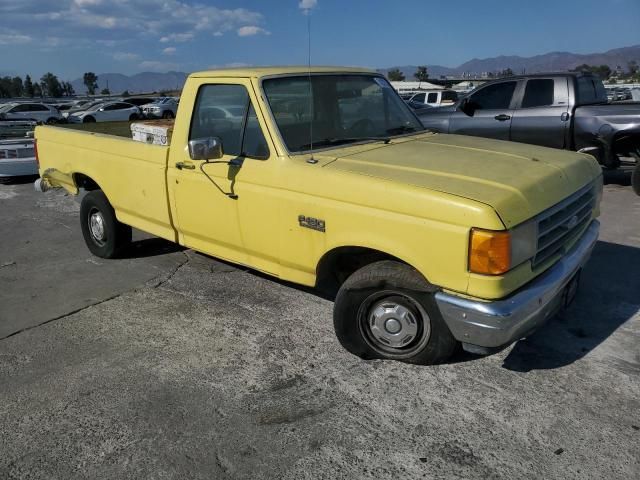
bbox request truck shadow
[501,240,640,372]
[603,168,631,187]
[120,237,185,259]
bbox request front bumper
[435,220,599,349]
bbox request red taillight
[34,139,39,167]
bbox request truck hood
[322,133,600,227]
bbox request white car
[67,102,141,123]
[0,102,63,124]
[141,97,178,119]
[0,139,37,179]
[407,89,459,107]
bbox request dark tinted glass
[427,92,438,103]
[522,79,554,108]
[241,104,269,159]
[576,77,607,105]
[469,82,516,110]
[413,93,426,103]
[190,84,249,157]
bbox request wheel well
[315,246,407,295]
[73,173,100,191]
[612,131,640,159]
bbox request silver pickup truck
[417,72,640,194]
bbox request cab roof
[190,66,376,78]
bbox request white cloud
[162,47,176,56]
[0,33,32,45]
[160,33,194,43]
[112,52,140,61]
[237,26,270,37]
[139,60,180,72]
[299,0,318,11]
[0,1,265,45]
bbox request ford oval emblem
[567,215,578,229]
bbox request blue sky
[0,0,638,81]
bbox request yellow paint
[36,66,602,300]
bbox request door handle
[175,162,195,170]
[494,114,511,121]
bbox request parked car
[417,72,640,194]
[141,97,178,119]
[0,138,37,179]
[0,120,37,140]
[66,102,141,123]
[408,89,459,107]
[0,102,63,124]
[35,66,602,365]
[125,97,158,107]
[63,101,105,119]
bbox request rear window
[576,76,607,105]
[522,79,554,108]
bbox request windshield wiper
[298,136,390,150]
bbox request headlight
[469,221,537,275]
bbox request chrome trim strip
[435,220,599,348]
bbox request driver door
[449,81,518,141]
[167,81,260,266]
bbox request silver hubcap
[367,299,420,349]
[89,209,106,245]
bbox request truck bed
[57,121,136,138]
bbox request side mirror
[189,137,223,161]
[99,108,105,112]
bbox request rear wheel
[80,190,131,258]
[129,113,139,121]
[46,117,58,125]
[333,260,457,364]
[162,110,174,119]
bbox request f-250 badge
[298,215,325,232]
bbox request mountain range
[379,45,640,79]
[67,45,640,94]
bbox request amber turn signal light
[469,228,511,275]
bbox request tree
[33,83,42,98]
[571,64,612,80]
[100,88,110,95]
[83,72,98,95]
[11,77,24,97]
[387,68,405,81]
[629,60,638,76]
[122,90,130,97]
[62,82,75,97]
[40,72,64,97]
[499,68,514,77]
[24,75,34,97]
[414,66,429,82]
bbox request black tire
[162,111,174,119]
[333,260,457,365]
[80,190,131,259]
[83,116,96,123]
[129,113,139,121]
[632,164,640,196]
[46,117,58,125]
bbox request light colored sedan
[0,139,37,178]
[67,102,141,123]
[0,102,63,124]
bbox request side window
[30,104,47,111]
[427,92,438,103]
[469,81,517,110]
[522,79,554,108]
[190,84,248,158]
[241,104,269,159]
[12,105,30,113]
[413,93,426,103]
[103,104,116,111]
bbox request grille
[533,182,595,268]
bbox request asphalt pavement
[0,177,638,479]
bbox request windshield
[262,74,424,153]
[0,104,16,113]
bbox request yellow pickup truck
[35,66,602,364]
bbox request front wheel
[83,116,96,123]
[129,113,139,121]
[80,190,132,258]
[333,261,457,364]
[162,110,174,119]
